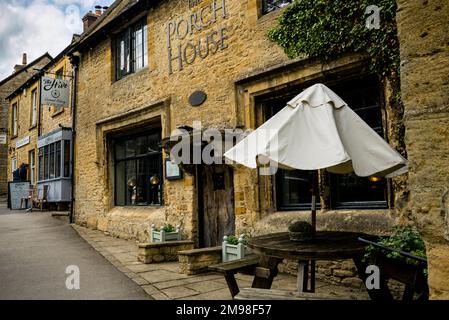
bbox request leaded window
[115,18,148,80]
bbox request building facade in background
[6,43,76,209]
[0,53,52,197]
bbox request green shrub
[364,225,428,277]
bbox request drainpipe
[68,54,79,224]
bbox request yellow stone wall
[397,0,449,299]
[7,81,40,183]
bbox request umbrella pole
[311,170,318,237]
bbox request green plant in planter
[288,221,313,233]
[364,225,428,277]
[226,234,249,245]
[153,224,176,232]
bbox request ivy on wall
[267,0,406,158]
[267,0,400,79]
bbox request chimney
[102,6,109,13]
[13,53,27,73]
[95,5,102,16]
[82,11,98,32]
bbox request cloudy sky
[0,0,112,80]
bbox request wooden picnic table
[247,231,381,298]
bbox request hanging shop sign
[166,0,229,74]
[41,76,69,108]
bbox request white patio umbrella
[224,83,408,233]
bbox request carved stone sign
[166,0,228,74]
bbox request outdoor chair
[20,186,35,211]
[36,185,50,211]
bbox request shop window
[113,130,163,206]
[38,140,70,181]
[264,76,387,210]
[262,0,294,15]
[114,18,148,80]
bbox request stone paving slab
[71,224,370,300]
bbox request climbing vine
[267,0,400,78]
[267,0,406,156]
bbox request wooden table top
[247,231,374,261]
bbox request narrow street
[0,202,150,300]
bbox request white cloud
[0,0,112,80]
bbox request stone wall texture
[397,0,449,299]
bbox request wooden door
[199,164,235,247]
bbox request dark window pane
[64,140,70,177]
[126,160,137,205]
[126,138,136,157]
[135,158,148,205]
[115,161,126,206]
[38,148,44,181]
[136,135,149,156]
[115,140,125,160]
[277,170,315,209]
[49,143,55,179]
[44,145,49,180]
[55,141,61,178]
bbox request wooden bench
[234,288,359,300]
[208,254,260,297]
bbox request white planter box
[150,224,181,242]
[222,235,247,262]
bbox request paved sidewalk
[72,225,370,300]
[0,210,149,300]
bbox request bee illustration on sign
[41,76,70,108]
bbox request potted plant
[222,234,248,262]
[150,223,181,242]
[288,220,314,242]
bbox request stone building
[396,0,449,299]
[0,53,51,197]
[7,43,76,209]
[70,0,448,297]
